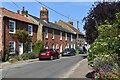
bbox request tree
[88,13,120,79]
[32,40,43,57]
[14,30,32,53]
[83,2,120,44]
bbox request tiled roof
[58,20,84,35]
[0,8,36,25]
[29,14,72,33]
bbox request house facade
[56,20,85,47]
[29,7,75,53]
[0,7,38,60]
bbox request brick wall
[42,26,71,52]
[0,17,3,53]
[3,17,38,55]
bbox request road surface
[2,54,85,78]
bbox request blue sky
[2,2,94,33]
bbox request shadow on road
[80,54,87,59]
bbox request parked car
[38,48,60,60]
[61,48,76,56]
[79,46,87,54]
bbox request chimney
[25,10,28,17]
[55,21,57,24]
[40,6,49,22]
[21,6,25,16]
[17,10,20,14]
[68,21,73,26]
[21,6,28,17]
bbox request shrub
[13,30,32,53]
[21,53,36,60]
[88,24,119,79]
[27,52,36,59]
[76,49,80,54]
[32,40,43,57]
[21,53,29,60]
[8,55,23,63]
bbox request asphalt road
[2,55,85,78]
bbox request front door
[19,43,23,55]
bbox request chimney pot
[22,6,25,11]
[68,21,73,26]
[40,6,49,22]
[17,10,20,14]
[25,10,28,17]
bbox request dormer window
[9,20,16,34]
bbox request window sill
[9,52,15,54]
[45,37,48,39]
[9,32,15,34]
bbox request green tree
[88,13,120,79]
[32,40,43,57]
[83,2,120,44]
[14,30,32,53]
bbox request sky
[1,2,94,33]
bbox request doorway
[19,43,23,55]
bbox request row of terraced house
[0,6,85,60]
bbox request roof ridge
[2,7,37,25]
[58,20,84,35]
[3,8,27,18]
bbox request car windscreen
[40,49,48,53]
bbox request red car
[38,48,60,60]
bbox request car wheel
[50,56,54,60]
[39,58,41,61]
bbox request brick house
[29,7,75,53]
[56,20,85,47]
[0,7,38,60]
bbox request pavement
[1,54,93,79]
[1,58,38,70]
[66,58,93,78]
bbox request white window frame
[60,44,62,52]
[65,33,67,40]
[71,44,73,48]
[9,20,16,34]
[71,34,73,41]
[28,25,33,36]
[9,41,15,54]
[45,28,48,38]
[74,44,75,49]
[65,44,68,49]
[60,32,62,40]
[56,44,59,49]
[28,42,32,53]
[52,30,54,39]
[67,44,69,48]
[45,43,49,49]
[52,44,54,49]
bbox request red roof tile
[0,8,36,25]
